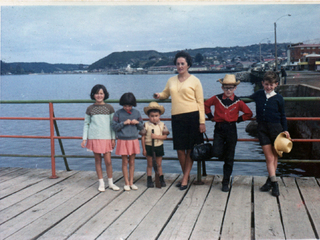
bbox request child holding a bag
[204,74,252,192]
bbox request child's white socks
[98,179,105,192]
[108,178,120,191]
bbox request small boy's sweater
[82,103,115,140]
[248,89,287,131]
[140,121,170,147]
[112,108,144,140]
[204,93,252,122]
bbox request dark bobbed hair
[263,71,279,84]
[174,51,192,67]
[147,109,161,116]
[90,84,109,100]
[119,92,137,107]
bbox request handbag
[190,133,214,161]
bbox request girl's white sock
[108,178,120,191]
[98,179,105,192]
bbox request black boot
[271,181,280,197]
[260,177,272,192]
[159,175,166,187]
[221,178,230,192]
[147,176,154,188]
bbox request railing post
[49,102,58,178]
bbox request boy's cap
[144,102,165,115]
[218,74,240,85]
[274,132,293,157]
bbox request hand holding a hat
[274,131,292,157]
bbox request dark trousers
[213,122,237,180]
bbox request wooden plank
[220,175,252,240]
[253,176,285,240]
[0,168,30,183]
[189,175,229,240]
[98,173,180,240]
[157,175,213,240]
[5,172,124,240]
[296,177,320,236]
[37,172,128,240]
[0,167,22,177]
[127,175,189,240]
[0,170,77,211]
[0,171,98,239]
[317,178,320,185]
[279,177,316,239]
[0,169,51,196]
[68,173,148,240]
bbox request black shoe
[180,184,188,191]
[260,177,272,192]
[271,181,280,197]
[222,183,230,192]
[147,176,154,188]
[176,182,181,187]
[159,175,166,187]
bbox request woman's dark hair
[174,51,192,67]
[90,84,109,100]
[119,92,137,107]
[263,71,279,83]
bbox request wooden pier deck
[0,167,319,240]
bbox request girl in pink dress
[81,84,120,192]
[112,92,144,191]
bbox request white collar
[265,90,277,99]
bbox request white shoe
[98,183,105,192]
[130,184,138,190]
[124,185,130,191]
[110,184,120,191]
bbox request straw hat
[144,102,165,115]
[274,132,293,157]
[218,74,240,85]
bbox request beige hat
[144,102,165,115]
[274,132,293,157]
[218,74,240,85]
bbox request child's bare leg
[146,156,153,176]
[103,152,113,178]
[156,156,163,176]
[262,144,277,177]
[94,153,103,179]
[128,154,135,185]
[122,155,129,186]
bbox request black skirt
[171,111,203,150]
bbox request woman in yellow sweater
[154,51,206,190]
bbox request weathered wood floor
[0,167,319,240]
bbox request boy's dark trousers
[213,122,238,181]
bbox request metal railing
[1,97,320,180]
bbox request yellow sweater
[159,75,205,124]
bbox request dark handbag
[190,133,214,161]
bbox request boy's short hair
[119,92,137,106]
[263,71,279,83]
[147,109,161,116]
[222,84,236,88]
[90,84,109,100]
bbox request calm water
[0,73,304,177]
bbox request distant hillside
[1,61,88,75]
[88,43,290,71]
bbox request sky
[1,3,320,65]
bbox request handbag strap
[203,133,209,143]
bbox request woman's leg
[181,149,193,186]
[128,154,136,185]
[177,150,186,173]
[122,155,129,186]
[94,153,103,179]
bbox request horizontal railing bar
[1,154,319,163]
[1,135,320,142]
[1,97,320,104]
